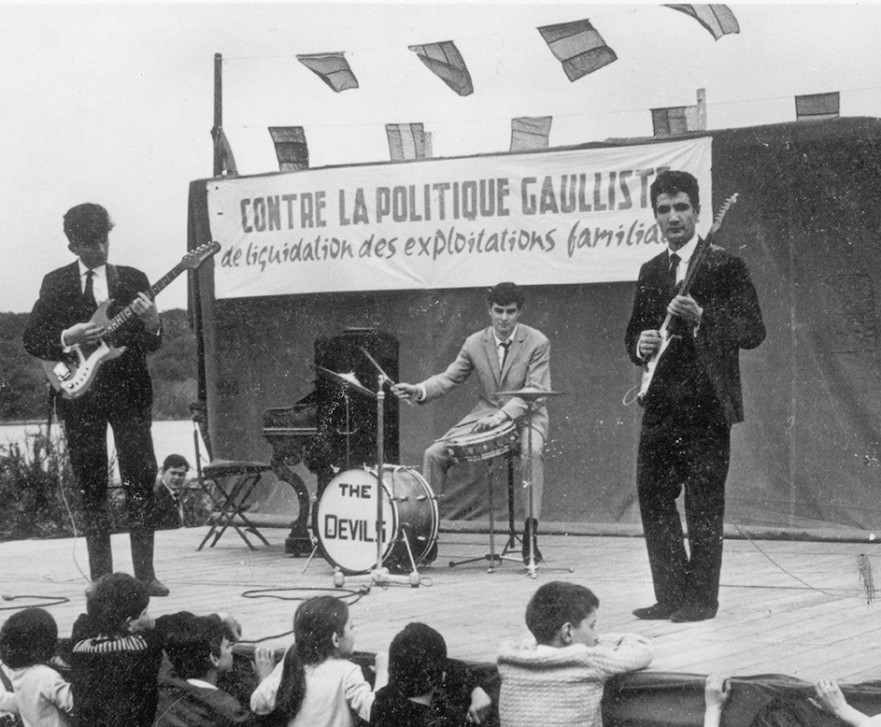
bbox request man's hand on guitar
[638,330,662,359]
[131,292,161,332]
[63,321,106,346]
[667,294,703,325]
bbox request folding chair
[197,460,273,550]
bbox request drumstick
[359,346,414,406]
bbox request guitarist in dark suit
[23,203,169,596]
[625,171,765,622]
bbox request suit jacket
[420,323,551,439]
[625,243,765,425]
[23,261,161,412]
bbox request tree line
[0,309,198,422]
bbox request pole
[213,53,223,176]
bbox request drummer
[393,282,552,563]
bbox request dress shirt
[667,235,698,285]
[77,261,108,304]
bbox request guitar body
[35,240,220,400]
[636,331,678,406]
[42,300,126,400]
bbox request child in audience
[154,614,255,726]
[371,622,494,726]
[0,607,73,727]
[496,581,653,727]
[69,571,240,727]
[250,595,388,727]
[705,673,827,727]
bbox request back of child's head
[750,695,818,727]
[87,572,150,634]
[388,622,447,698]
[525,581,599,645]
[0,607,58,669]
[275,596,349,719]
[164,614,232,680]
[293,595,349,664]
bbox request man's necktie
[83,270,97,312]
[668,253,680,294]
[499,340,511,369]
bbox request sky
[2,1,881,313]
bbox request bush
[0,427,131,541]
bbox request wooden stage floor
[1,526,879,684]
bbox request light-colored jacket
[497,634,653,727]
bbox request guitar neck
[104,264,186,335]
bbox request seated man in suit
[394,282,552,563]
[23,202,168,596]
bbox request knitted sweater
[497,634,653,727]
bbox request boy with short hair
[154,614,255,726]
[497,581,653,727]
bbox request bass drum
[315,465,438,575]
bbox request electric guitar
[43,241,220,400]
[636,194,739,406]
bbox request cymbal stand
[334,373,421,589]
[522,399,573,579]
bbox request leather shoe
[670,604,717,622]
[632,603,677,620]
[142,579,170,597]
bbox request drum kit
[308,354,566,583]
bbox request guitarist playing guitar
[23,203,215,595]
[625,171,765,624]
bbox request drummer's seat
[197,460,273,550]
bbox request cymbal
[310,364,376,399]
[497,387,566,400]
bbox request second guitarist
[23,202,169,596]
[625,171,765,623]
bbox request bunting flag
[651,89,706,136]
[510,116,553,151]
[386,123,428,161]
[795,92,840,121]
[268,126,309,172]
[214,127,238,176]
[296,52,359,92]
[408,40,473,96]
[666,5,740,40]
[537,18,617,81]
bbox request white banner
[207,137,712,299]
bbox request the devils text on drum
[315,465,439,574]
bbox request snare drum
[444,421,520,463]
[315,465,438,574]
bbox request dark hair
[525,581,599,644]
[63,203,114,246]
[87,572,150,635]
[650,170,700,214]
[164,614,230,680]
[0,608,58,668]
[487,282,524,309]
[389,622,447,698]
[162,454,190,471]
[750,696,819,727]
[276,596,350,718]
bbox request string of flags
[209,5,841,173]
[289,5,738,94]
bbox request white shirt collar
[77,260,107,279]
[186,678,217,690]
[668,235,699,265]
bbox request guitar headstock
[180,241,221,269]
[709,193,739,234]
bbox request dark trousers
[636,415,730,610]
[61,398,158,582]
